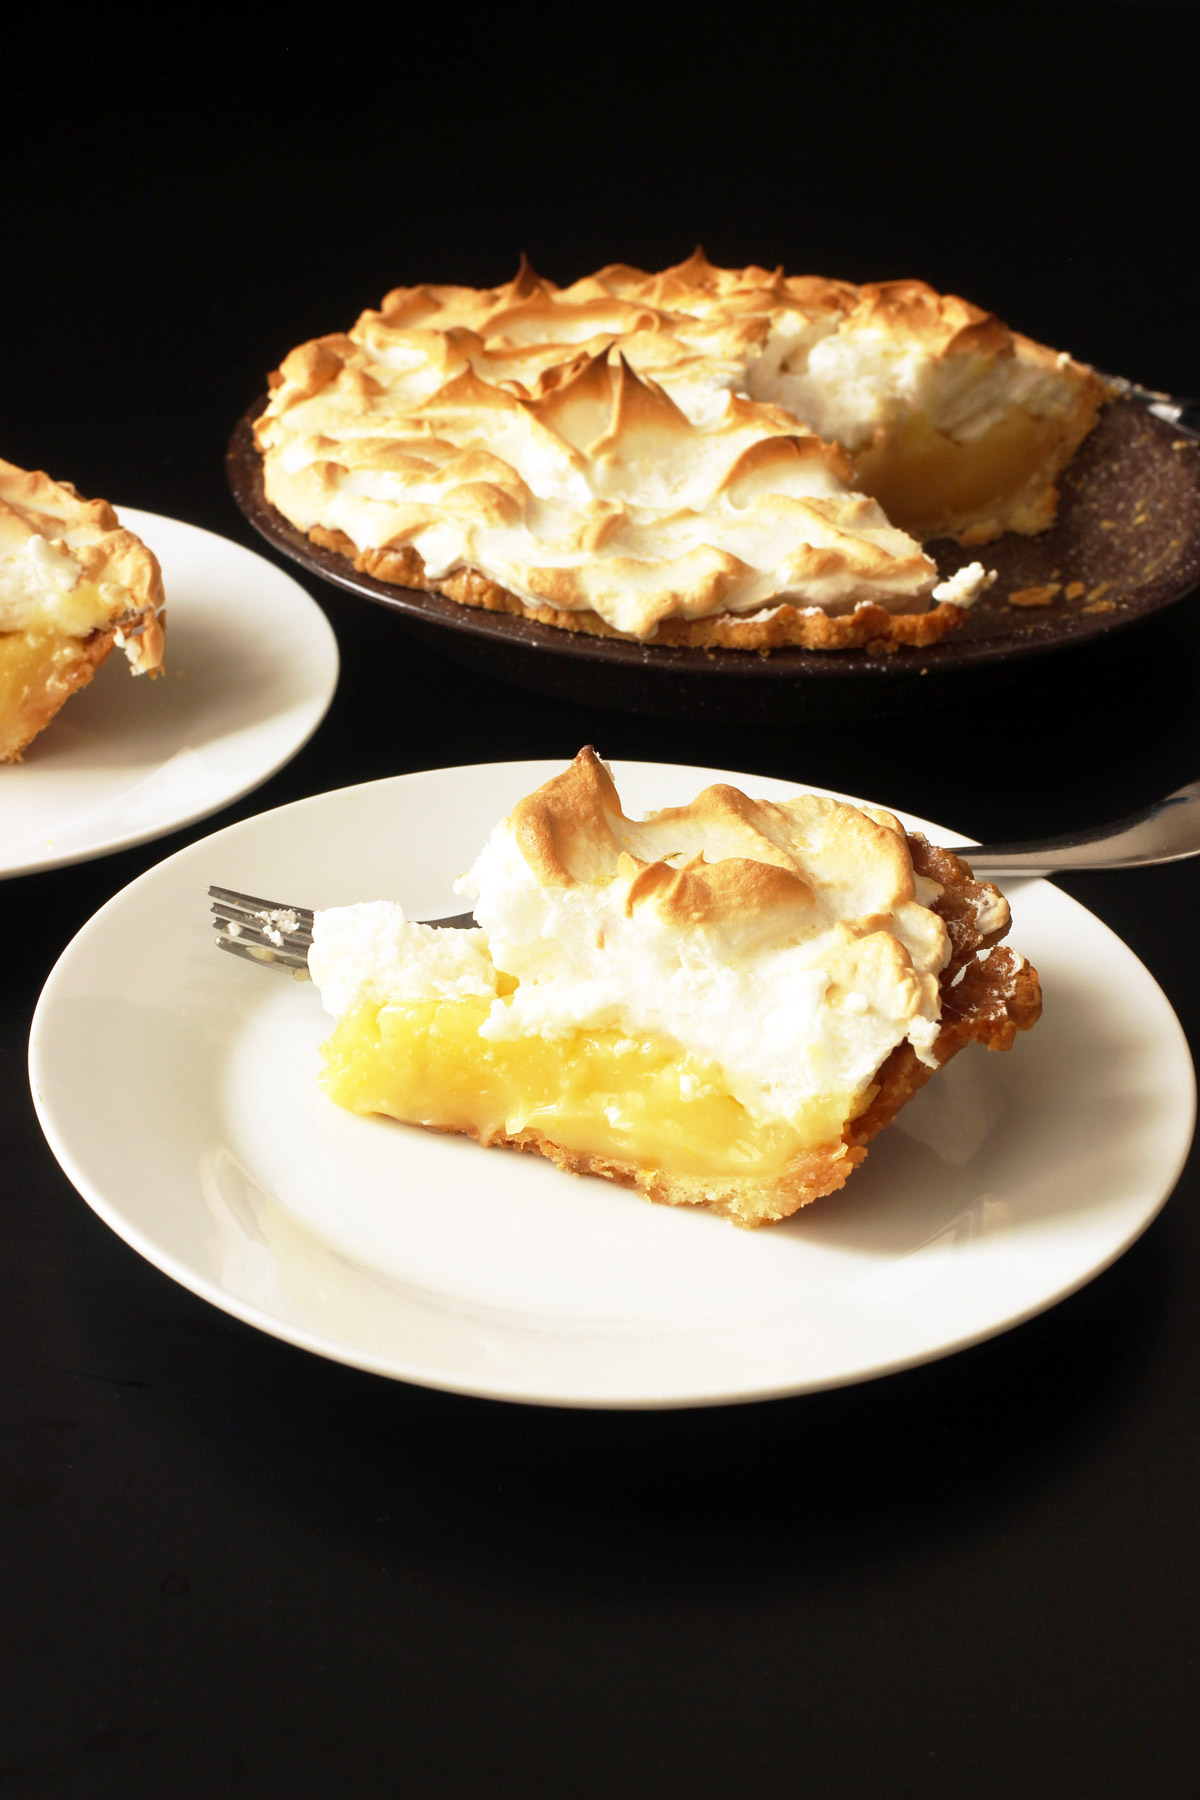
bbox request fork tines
[208,885,314,974]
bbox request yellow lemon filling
[319,994,874,1181]
[853,407,1062,539]
[0,625,106,758]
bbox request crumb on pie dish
[308,749,1042,1226]
[255,251,1105,654]
[0,457,165,761]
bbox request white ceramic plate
[29,760,1196,1409]
[1,507,338,878]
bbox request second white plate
[1,506,338,877]
[28,760,1196,1407]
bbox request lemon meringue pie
[256,253,1104,652]
[0,458,164,761]
[309,750,1042,1226]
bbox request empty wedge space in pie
[307,750,1042,1226]
[254,252,1106,653]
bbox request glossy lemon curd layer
[853,407,1060,537]
[319,996,870,1181]
[0,627,101,758]
[0,579,113,701]
[0,628,60,704]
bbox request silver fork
[208,777,1200,974]
[1094,371,1200,439]
[208,886,473,975]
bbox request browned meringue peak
[375,249,845,350]
[848,279,1013,359]
[368,253,795,407]
[386,251,1104,508]
[364,251,1025,421]
[259,328,939,640]
[477,747,952,1069]
[509,745,933,944]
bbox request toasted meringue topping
[310,901,498,1021]
[257,252,1104,641]
[259,340,932,639]
[310,750,976,1124]
[931,561,996,607]
[0,458,165,673]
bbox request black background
[3,3,1199,1794]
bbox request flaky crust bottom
[0,627,116,763]
[390,835,1042,1227]
[428,938,1039,1227]
[309,528,966,654]
[928,371,1108,548]
[426,1115,869,1230]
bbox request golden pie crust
[311,526,966,652]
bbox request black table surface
[4,5,1199,1794]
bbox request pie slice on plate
[309,750,1042,1225]
[0,457,165,761]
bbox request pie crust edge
[309,526,967,653]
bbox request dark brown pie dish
[227,395,1200,721]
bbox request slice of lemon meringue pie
[308,750,1041,1226]
[256,252,1104,653]
[0,457,165,761]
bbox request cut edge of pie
[409,890,1041,1229]
[310,753,1043,1227]
[308,527,970,652]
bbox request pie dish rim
[228,392,1200,689]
